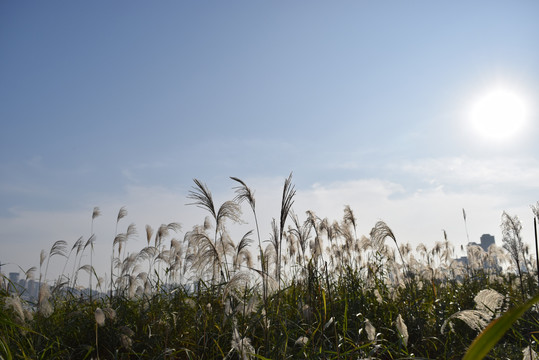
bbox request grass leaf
[463,293,539,360]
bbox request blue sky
[1,1,539,280]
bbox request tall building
[480,234,495,252]
[8,272,21,293]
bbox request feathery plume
[92,206,101,220]
[38,284,53,318]
[145,225,153,246]
[395,314,409,346]
[231,327,255,360]
[474,289,504,318]
[295,336,309,347]
[40,249,47,267]
[441,309,491,334]
[365,319,376,342]
[4,295,25,323]
[523,346,539,360]
[117,206,127,223]
[95,308,105,327]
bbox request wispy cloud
[400,156,539,190]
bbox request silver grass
[187,179,217,219]
[127,275,138,298]
[120,334,133,350]
[467,244,487,271]
[126,223,137,238]
[395,314,409,346]
[243,294,258,315]
[117,206,127,223]
[323,317,335,331]
[365,318,376,342]
[231,327,255,360]
[50,240,68,258]
[523,346,539,360]
[359,235,371,251]
[416,243,427,258]
[38,284,53,317]
[399,243,412,258]
[295,336,308,347]
[39,299,53,318]
[24,309,33,322]
[301,304,313,321]
[113,233,127,250]
[72,236,84,254]
[24,266,36,280]
[268,218,280,278]
[441,237,454,265]
[374,289,383,304]
[40,249,47,267]
[157,249,172,262]
[4,295,25,323]
[216,201,242,231]
[78,264,94,275]
[136,272,148,283]
[343,205,357,233]
[145,225,153,246]
[92,206,101,220]
[95,308,106,326]
[103,307,116,321]
[83,235,95,251]
[287,230,297,259]
[441,309,491,334]
[187,230,221,277]
[370,221,396,251]
[144,278,152,296]
[223,271,252,301]
[501,211,528,294]
[203,216,212,230]
[184,298,196,309]
[137,246,158,261]
[277,173,295,285]
[474,288,504,318]
[230,176,256,210]
[305,210,319,234]
[38,283,50,304]
[170,238,181,251]
[290,212,312,263]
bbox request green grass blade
[463,293,539,360]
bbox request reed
[1,180,538,359]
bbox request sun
[470,88,527,141]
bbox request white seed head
[294,336,308,347]
[395,314,409,346]
[95,308,106,327]
[365,318,376,342]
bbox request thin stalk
[535,217,538,287]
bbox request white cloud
[400,156,539,190]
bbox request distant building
[27,279,38,299]
[455,234,496,268]
[8,272,21,293]
[480,234,495,252]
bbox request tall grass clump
[1,180,538,359]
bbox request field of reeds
[2,175,539,359]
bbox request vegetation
[2,177,539,359]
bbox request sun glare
[470,88,527,141]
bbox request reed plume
[501,211,527,299]
[277,173,295,286]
